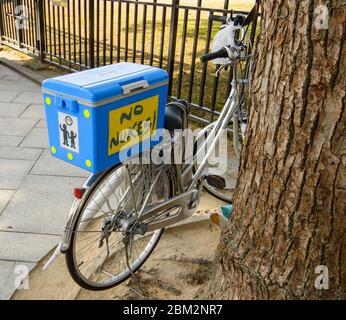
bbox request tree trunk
[210,0,345,299]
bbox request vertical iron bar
[198,10,213,107]
[88,0,94,68]
[78,0,81,68]
[210,73,219,122]
[21,0,27,47]
[5,0,11,43]
[29,0,34,48]
[158,6,166,69]
[140,4,147,64]
[57,6,61,63]
[36,0,45,61]
[223,0,229,11]
[188,0,202,102]
[95,0,99,66]
[62,2,66,63]
[149,0,156,66]
[10,0,16,43]
[7,0,15,43]
[26,0,34,48]
[73,0,76,64]
[1,1,8,44]
[0,1,4,44]
[132,0,138,63]
[124,2,129,61]
[177,8,188,99]
[43,0,47,58]
[103,0,107,65]
[23,0,30,47]
[14,0,23,48]
[47,0,52,60]
[167,0,179,97]
[25,0,31,48]
[67,0,71,68]
[83,0,87,67]
[52,3,56,57]
[117,1,121,62]
[109,0,114,63]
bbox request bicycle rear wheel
[65,153,173,291]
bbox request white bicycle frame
[62,61,239,244]
[41,57,243,271]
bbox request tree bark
[210,0,346,299]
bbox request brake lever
[215,63,232,77]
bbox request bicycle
[48,4,259,291]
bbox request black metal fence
[0,0,258,124]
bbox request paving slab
[19,104,46,120]
[0,231,60,262]
[1,74,22,81]
[0,260,36,300]
[0,78,40,91]
[31,149,89,178]
[0,89,22,103]
[0,102,29,118]
[0,190,14,214]
[0,118,36,136]
[0,65,18,76]
[35,119,46,128]
[0,64,67,300]
[0,146,42,161]
[0,135,24,147]
[0,175,86,234]
[0,159,35,189]
[19,128,49,149]
[12,91,43,104]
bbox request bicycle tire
[65,159,173,291]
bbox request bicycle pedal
[205,175,226,190]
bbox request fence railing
[0,0,258,124]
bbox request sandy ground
[12,193,224,300]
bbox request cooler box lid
[42,62,169,106]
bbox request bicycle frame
[58,57,244,253]
[137,60,242,231]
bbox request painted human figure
[60,124,70,147]
[70,130,77,149]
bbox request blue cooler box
[42,62,168,173]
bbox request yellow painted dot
[85,160,92,168]
[51,146,56,154]
[67,153,73,160]
[83,109,90,118]
[45,97,52,105]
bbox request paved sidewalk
[0,64,89,299]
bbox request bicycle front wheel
[65,155,173,291]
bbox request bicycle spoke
[70,153,171,289]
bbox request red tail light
[74,188,84,199]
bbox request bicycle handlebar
[200,47,229,63]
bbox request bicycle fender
[60,172,102,253]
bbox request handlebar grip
[200,47,229,63]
